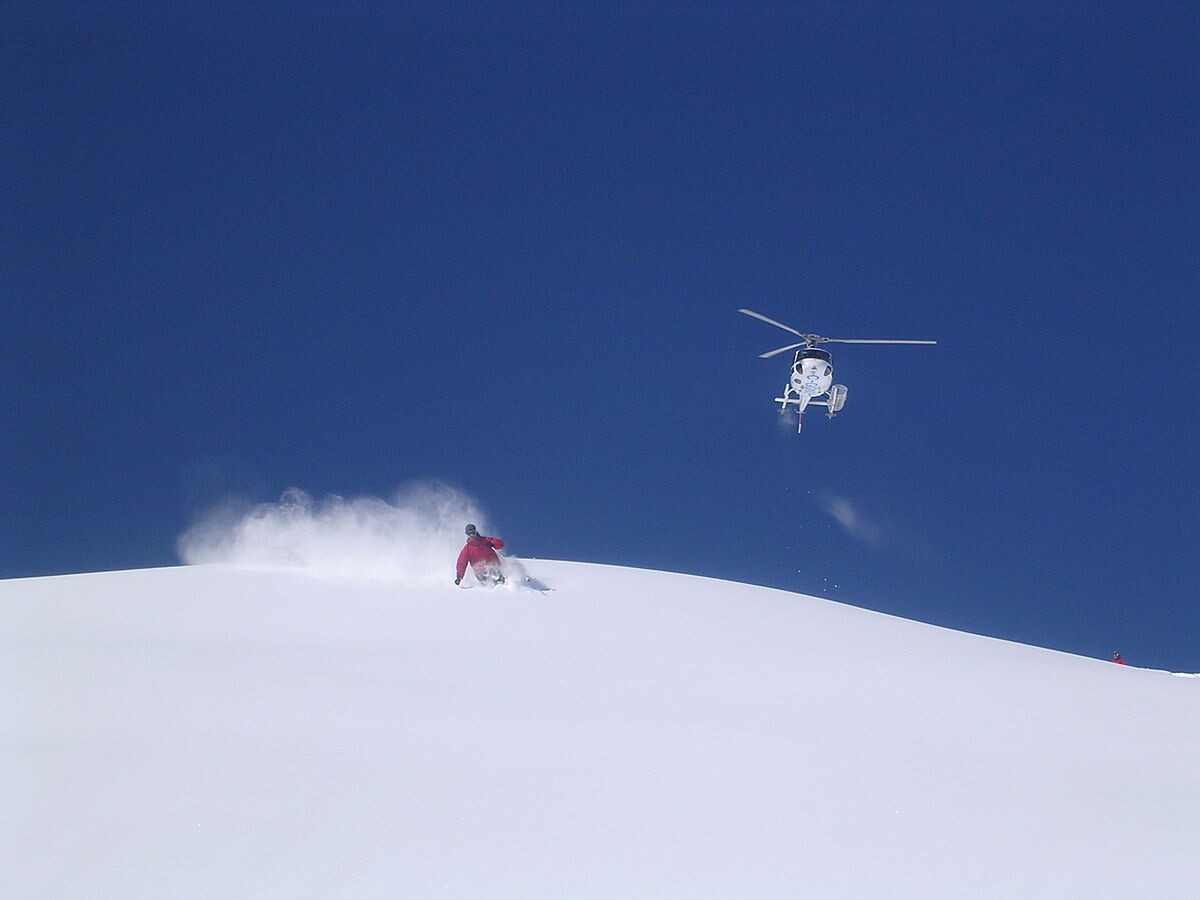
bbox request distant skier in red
[455,524,505,586]
[1112,651,1126,665]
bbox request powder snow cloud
[822,495,887,547]
[818,493,935,561]
[177,481,491,585]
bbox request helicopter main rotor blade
[822,338,938,345]
[738,308,805,338]
[758,342,807,359]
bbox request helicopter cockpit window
[798,348,832,363]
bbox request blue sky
[4,3,1197,669]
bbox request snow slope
[3,560,1197,898]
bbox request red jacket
[456,535,505,580]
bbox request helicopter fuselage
[788,348,833,406]
[775,348,846,431]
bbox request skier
[455,524,506,586]
[1112,651,1126,665]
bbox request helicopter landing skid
[775,390,844,433]
[775,392,816,433]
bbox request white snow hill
[3,560,1197,897]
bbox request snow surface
[4,559,1198,898]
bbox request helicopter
[739,308,936,432]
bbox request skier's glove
[454,577,461,585]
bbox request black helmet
[465,524,477,535]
